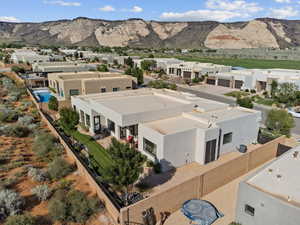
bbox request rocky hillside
[1,17,300,49]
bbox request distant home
[71,89,261,172]
[133,58,183,72]
[167,61,231,80]
[236,147,299,225]
[207,69,300,91]
[32,61,97,74]
[48,71,137,100]
[11,50,50,64]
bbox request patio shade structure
[181,199,223,225]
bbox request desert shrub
[31,184,52,201]
[27,167,49,182]
[47,158,74,180]
[0,109,19,123]
[0,189,24,219]
[2,125,31,138]
[4,214,36,225]
[17,115,35,126]
[32,132,62,158]
[54,179,73,191]
[48,189,102,223]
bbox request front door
[205,139,217,164]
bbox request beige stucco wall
[83,78,134,95]
[49,76,136,100]
[120,136,286,225]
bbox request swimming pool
[33,90,52,103]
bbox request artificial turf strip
[69,130,113,171]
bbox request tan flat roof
[143,115,211,135]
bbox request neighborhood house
[71,89,261,171]
[48,71,137,100]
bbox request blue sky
[0,0,299,23]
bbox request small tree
[4,214,36,225]
[124,57,134,67]
[275,82,298,105]
[270,80,278,98]
[97,64,109,72]
[31,184,52,201]
[141,60,156,71]
[59,108,79,131]
[102,138,146,205]
[48,96,58,111]
[237,97,254,109]
[266,109,295,137]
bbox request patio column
[115,125,121,139]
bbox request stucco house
[48,71,137,100]
[236,147,299,225]
[71,89,261,171]
[167,62,231,80]
[207,68,300,92]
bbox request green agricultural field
[176,56,300,70]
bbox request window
[107,119,115,133]
[80,110,84,123]
[101,88,106,93]
[245,204,255,216]
[143,138,157,156]
[73,105,77,111]
[113,87,120,92]
[85,114,90,127]
[126,86,132,89]
[69,89,79,96]
[223,132,233,145]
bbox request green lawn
[68,130,113,171]
[176,56,300,70]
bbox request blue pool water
[34,91,52,103]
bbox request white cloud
[160,10,243,22]
[160,0,263,22]
[275,0,291,3]
[0,16,20,22]
[270,6,298,19]
[206,0,263,13]
[99,5,115,12]
[131,6,143,13]
[44,0,81,7]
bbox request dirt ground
[0,128,115,225]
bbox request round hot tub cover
[181,199,224,225]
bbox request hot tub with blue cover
[181,199,223,225]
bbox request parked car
[287,108,300,118]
